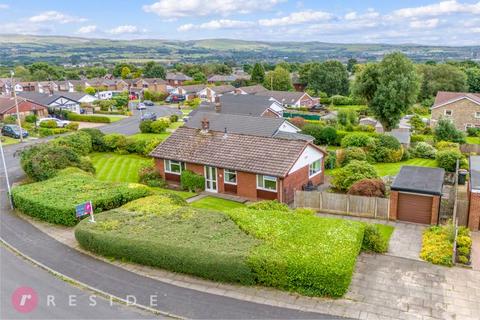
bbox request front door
[205,166,218,192]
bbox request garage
[390,166,445,224]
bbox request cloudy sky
[0,0,479,45]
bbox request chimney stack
[214,96,221,113]
[201,117,210,133]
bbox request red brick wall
[236,171,259,200]
[282,161,325,204]
[1,101,48,119]
[186,163,204,176]
[389,191,399,220]
[155,159,165,179]
[469,191,480,231]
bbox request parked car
[141,112,157,121]
[38,117,71,128]
[143,100,154,106]
[1,125,28,139]
[309,104,326,113]
[165,94,186,103]
[137,103,146,110]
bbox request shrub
[411,134,425,143]
[370,135,403,163]
[466,127,480,137]
[39,119,58,128]
[20,143,95,181]
[289,117,306,129]
[180,170,205,192]
[126,138,148,155]
[247,200,290,211]
[420,225,453,266]
[102,134,128,151]
[139,120,153,133]
[67,113,111,123]
[411,142,437,159]
[302,124,337,145]
[169,114,179,123]
[80,128,105,151]
[435,141,460,151]
[348,179,386,197]
[25,114,37,123]
[324,150,336,169]
[341,133,374,148]
[436,149,466,172]
[138,165,166,187]
[341,147,367,166]
[65,122,79,131]
[51,131,93,156]
[4,115,17,124]
[434,119,466,144]
[332,160,378,191]
[362,224,388,253]
[38,128,69,137]
[12,170,150,226]
[150,119,170,133]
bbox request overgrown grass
[190,196,245,211]
[326,158,437,177]
[90,152,153,183]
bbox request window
[475,112,480,119]
[309,159,322,177]
[165,160,185,174]
[224,169,237,184]
[257,175,277,192]
[444,110,453,116]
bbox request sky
[0,0,479,45]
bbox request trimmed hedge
[75,195,258,284]
[180,170,205,192]
[67,113,111,123]
[12,169,151,226]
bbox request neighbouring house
[194,94,285,118]
[291,73,306,92]
[359,117,410,133]
[184,111,312,141]
[166,72,192,87]
[390,166,445,224]
[60,92,97,104]
[0,96,48,120]
[150,126,325,203]
[0,78,14,95]
[207,74,237,84]
[233,69,251,81]
[234,84,268,95]
[131,78,168,94]
[14,82,37,92]
[17,92,82,114]
[174,84,206,101]
[255,90,317,108]
[387,130,411,148]
[53,81,76,93]
[431,91,480,131]
[468,156,480,231]
[197,85,235,102]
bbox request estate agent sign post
[76,201,95,223]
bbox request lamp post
[10,71,24,142]
[0,134,13,209]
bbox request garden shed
[389,166,445,224]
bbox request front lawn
[466,136,480,144]
[128,132,171,142]
[90,152,153,183]
[190,196,245,211]
[151,187,197,200]
[329,105,368,112]
[326,158,437,177]
[1,136,20,145]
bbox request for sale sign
[75,201,93,218]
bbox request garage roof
[391,166,445,196]
[470,156,480,191]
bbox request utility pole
[0,135,13,209]
[10,71,24,142]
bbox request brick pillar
[431,196,440,225]
[389,191,399,220]
[468,193,480,231]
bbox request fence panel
[460,144,480,154]
[294,190,389,220]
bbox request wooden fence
[461,143,480,154]
[294,190,390,219]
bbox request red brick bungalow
[150,126,326,203]
[0,96,48,120]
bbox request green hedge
[180,170,205,192]
[12,169,151,226]
[67,113,111,123]
[75,195,258,284]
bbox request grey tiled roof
[178,84,206,93]
[273,131,314,142]
[194,94,278,117]
[256,90,306,104]
[207,75,236,82]
[166,72,192,81]
[208,85,235,94]
[391,166,445,195]
[150,127,312,177]
[236,84,268,94]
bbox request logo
[11,287,38,313]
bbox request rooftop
[255,90,306,104]
[391,166,445,196]
[195,94,279,117]
[432,91,480,108]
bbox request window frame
[164,159,185,175]
[475,111,480,119]
[309,159,322,178]
[256,174,278,192]
[223,169,237,185]
[444,109,453,116]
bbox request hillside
[0,34,478,65]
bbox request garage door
[397,193,433,224]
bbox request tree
[347,58,358,73]
[121,66,131,79]
[143,61,166,79]
[263,66,292,91]
[307,61,349,96]
[466,68,480,92]
[113,63,136,78]
[250,63,265,84]
[356,53,419,131]
[434,119,466,143]
[13,66,30,80]
[84,86,96,95]
[417,64,467,101]
[192,71,206,82]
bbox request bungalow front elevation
[150,126,325,203]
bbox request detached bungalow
[0,96,48,120]
[150,126,325,203]
[207,74,237,84]
[166,72,192,87]
[255,90,317,108]
[198,85,235,102]
[18,92,82,114]
[174,84,206,101]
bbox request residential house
[53,81,75,93]
[17,92,82,114]
[0,78,13,95]
[60,92,97,104]
[174,84,206,101]
[431,91,480,131]
[0,96,48,120]
[166,72,192,87]
[150,126,325,203]
[468,156,480,231]
[207,74,237,84]
[197,85,235,102]
[14,82,37,92]
[194,94,285,118]
[255,90,317,108]
[234,84,267,95]
[130,78,167,94]
[233,69,251,81]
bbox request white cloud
[29,11,86,24]
[178,19,255,32]
[107,25,140,34]
[143,0,283,18]
[258,10,333,27]
[393,1,480,18]
[0,4,9,9]
[409,18,440,29]
[344,12,357,20]
[77,25,97,34]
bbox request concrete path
[472,231,480,271]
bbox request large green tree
[263,66,292,91]
[466,67,480,92]
[143,61,166,79]
[354,52,419,131]
[250,63,265,84]
[307,60,349,96]
[417,64,467,101]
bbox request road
[0,109,339,319]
